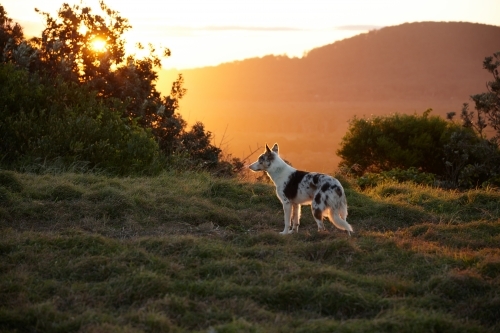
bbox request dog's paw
[279,230,293,235]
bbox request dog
[249,143,353,236]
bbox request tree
[180,122,221,165]
[439,51,500,187]
[460,51,500,144]
[32,1,130,85]
[0,5,24,62]
[30,1,180,125]
[1,1,221,168]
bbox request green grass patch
[0,171,499,332]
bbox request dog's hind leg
[339,199,348,221]
[311,203,326,232]
[280,202,293,235]
[291,204,301,233]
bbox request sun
[91,37,107,52]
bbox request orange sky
[2,0,500,69]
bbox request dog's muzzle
[249,162,263,171]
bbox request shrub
[0,63,162,175]
[357,167,436,189]
[337,109,461,176]
[442,129,500,188]
[338,109,500,188]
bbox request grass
[1,169,499,332]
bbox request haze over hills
[159,22,500,172]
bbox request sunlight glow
[2,0,500,69]
[78,23,88,35]
[91,37,106,52]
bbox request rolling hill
[159,22,500,172]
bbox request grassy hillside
[1,170,500,332]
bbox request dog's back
[284,171,352,234]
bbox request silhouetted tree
[31,1,130,84]
[31,1,168,116]
[180,122,221,165]
[460,52,500,144]
[0,5,23,61]
[0,1,221,167]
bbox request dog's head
[249,143,279,172]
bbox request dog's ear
[272,143,279,153]
[265,144,272,154]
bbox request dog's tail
[331,210,353,236]
[327,197,353,236]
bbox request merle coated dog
[249,143,352,235]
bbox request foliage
[442,129,500,188]
[0,62,162,175]
[0,2,222,172]
[0,5,24,62]
[338,108,500,189]
[32,1,131,85]
[337,109,460,176]
[356,167,435,189]
[459,52,500,143]
[441,52,500,188]
[179,122,221,165]
[0,171,499,332]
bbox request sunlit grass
[0,171,499,332]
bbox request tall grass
[1,170,499,332]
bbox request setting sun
[90,37,106,52]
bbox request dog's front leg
[280,202,293,235]
[291,204,301,233]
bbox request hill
[1,170,499,332]
[159,22,500,172]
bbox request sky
[2,0,500,69]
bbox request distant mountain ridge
[159,22,500,172]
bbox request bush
[357,167,436,189]
[1,4,223,174]
[0,63,162,175]
[338,109,500,188]
[337,109,460,176]
[443,129,500,188]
